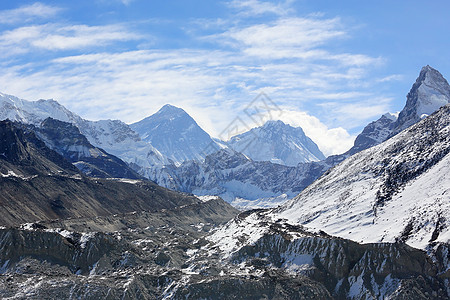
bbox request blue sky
[0,0,449,155]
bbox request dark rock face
[233,232,449,299]
[35,117,142,179]
[0,213,447,299]
[151,148,327,202]
[0,119,78,174]
[347,114,397,156]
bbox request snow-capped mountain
[147,66,450,209]
[0,92,168,173]
[393,65,450,133]
[326,65,450,161]
[274,104,450,249]
[130,104,220,165]
[227,120,325,166]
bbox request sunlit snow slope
[275,104,450,249]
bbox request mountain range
[1,66,450,210]
[0,66,449,299]
[0,119,236,226]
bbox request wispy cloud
[224,17,345,50]
[0,2,61,24]
[228,0,294,16]
[0,24,142,54]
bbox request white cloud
[0,2,61,24]
[316,97,393,129]
[377,74,403,82]
[273,109,355,156]
[223,17,345,51]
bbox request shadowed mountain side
[0,120,237,226]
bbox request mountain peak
[130,104,219,164]
[417,65,448,87]
[393,65,450,133]
[228,121,324,166]
[157,104,187,117]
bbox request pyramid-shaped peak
[417,65,449,87]
[393,66,450,133]
[262,120,306,134]
[421,64,435,73]
[157,104,187,115]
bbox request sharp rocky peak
[393,65,450,133]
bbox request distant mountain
[346,113,398,156]
[0,92,168,174]
[130,104,220,165]
[275,103,450,249]
[326,65,450,162]
[227,120,325,166]
[148,66,450,209]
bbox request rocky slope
[149,148,327,209]
[207,210,449,299]
[0,207,447,299]
[227,120,325,166]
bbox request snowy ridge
[149,148,327,208]
[275,104,450,249]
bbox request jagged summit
[227,120,325,166]
[263,119,285,127]
[130,104,219,165]
[394,65,450,133]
